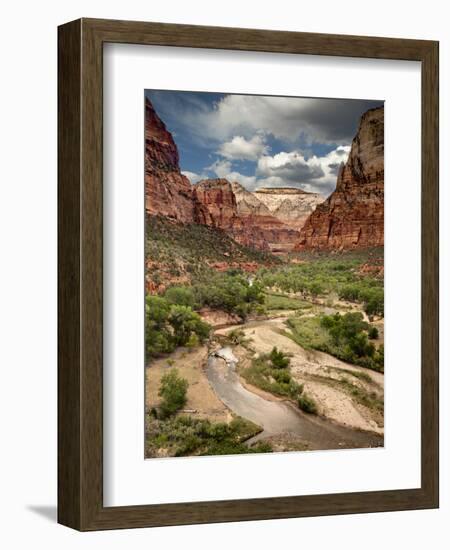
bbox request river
[206,346,383,450]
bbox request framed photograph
[58,18,439,530]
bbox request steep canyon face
[254,188,324,231]
[145,99,194,223]
[144,98,313,253]
[192,179,303,252]
[145,97,384,256]
[295,106,384,250]
[191,178,269,251]
[231,183,311,253]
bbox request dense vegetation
[264,292,311,311]
[146,270,268,360]
[146,415,272,457]
[146,369,271,457]
[256,252,384,317]
[187,271,265,319]
[145,295,210,359]
[239,347,317,414]
[146,215,279,287]
[146,218,383,364]
[287,312,384,372]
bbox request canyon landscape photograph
[144,91,385,458]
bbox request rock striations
[231,183,304,253]
[295,106,384,250]
[193,179,271,251]
[254,187,324,232]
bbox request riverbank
[145,299,384,456]
[216,315,384,435]
[206,348,382,451]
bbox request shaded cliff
[145,98,194,222]
[295,106,384,250]
[192,179,270,251]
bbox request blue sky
[145,90,383,196]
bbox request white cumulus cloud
[181,170,208,184]
[206,159,257,188]
[186,95,381,146]
[256,145,350,195]
[217,134,269,161]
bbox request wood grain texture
[58,18,439,531]
[420,41,439,506]
[57,19,82,530]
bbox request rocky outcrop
[145,98,194,222]
[295,106,384,250]
[231,183,302,253]
[254,187,324,231]
[193,179,237,228]
[191,179,304,253]
[193,179,270,250]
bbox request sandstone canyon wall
[231,183,304,253]
[145,97,309,253]
[254,187,324,231]
[193,179,270,251]
[146,97,382,255]
[145,98,194,223]
[296,106,384,250]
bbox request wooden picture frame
[58,17,439,531]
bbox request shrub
[368,326,379,339]
[298,394,318,414]
[375,344,384,372]
[309,281,324,297]
[185,332,200,348]
[145,415,270,457]
[360,288,384,317]
[272,369,291,384]
[158,369,188,418]
[226,329,248,346]
[269,347,291,369]
[240,353,302,400]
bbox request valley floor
[145,299,384,456]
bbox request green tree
[309,282,324,296]
[168,305,210,347]
[361,289,384,316]
[164,286,196,308]
[146,295,170,326]
[158,368,188,418]
[145,295,174,358]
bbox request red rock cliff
[193,179,270,250]
[254,188,323,231]
[145,98,194,222]
[231,183,302,253]
[296,106,384,250]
